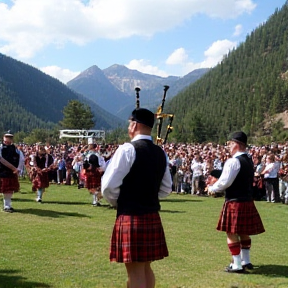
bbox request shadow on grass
[13,198,35,202]
[250,264,288,277]
[16,208,90,218]
[161,198,204,203]
[18,191,34,195]
[14,198,88,205]
[14,198,113,208]
[42,200,88,205]
[160,209,186,213]
[0,269,51,288]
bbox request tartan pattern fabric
[32,171,49,190]
[0,174,20,193]
[217,201,265,235]
[85,168,103,190]
[110,213,169,263]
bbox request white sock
[92,194,97,204]
[232,254,242,270]
[241,249,251,265]
[37,189,43,200]
[3,193,12,208]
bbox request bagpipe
[28,156,57,180]
[134,86,174,145]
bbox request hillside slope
[0,54,125,132]
[166,2,288,143]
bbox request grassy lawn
[1,179,288,288]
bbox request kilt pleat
[0,174,20,193]
[110,213,169,263]
[32,171,49,190]
[217,201,265,235]
[85,169,102,190]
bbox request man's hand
[207,186,215,197]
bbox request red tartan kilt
[0,175,20,193]
[32,171,49,190]
[110,213,169,263]
[217,201,265,235]
[85,169,102,190]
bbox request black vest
[0,144,20,177]
[35,153,54,169]
[117,139,167,217]
[225,154,254,201]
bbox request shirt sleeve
[158,162,173,198]
[101,143,135,207]
[17,150,25,171]
[209,157,240,193]
[97,155,106,171]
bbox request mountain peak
[82,65,102,76]
[67,65,105,83]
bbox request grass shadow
[13,198,35,202]
[160,209,186,213]
[17,208,90,218]
[42,200,88,205]
[14,198,89,205]
[250,264,288,277]
[18,191,34,195]
[0,269,51,288]
[161,198,204,203]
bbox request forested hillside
[166,1,288,144]
[0,54,124,133]
[0,83,55,132]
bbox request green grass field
[1,179,288,288]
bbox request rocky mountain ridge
[68,64,209,119]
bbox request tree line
[165,1,288,145]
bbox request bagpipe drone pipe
[134,86,175,145]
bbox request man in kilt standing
[208,131,265,273]
[83,154,104,207]
[102,108,172,288]
[32,146,54,202]
[0,131,23,212]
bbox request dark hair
[88,154,100,168]
[83,160,90,169]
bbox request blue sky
[0,0,286,83]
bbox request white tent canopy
[59,129,105,142]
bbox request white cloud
[166,48,188,65]
[233,24,243,36]
[125,59,168,77]
[40,66,80,84]
[0,0,256,59]
[166,40,237,76]
[204,39,237,62]
[126,39,237,77]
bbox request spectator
[190,153,204,195]
[261,153,280,203]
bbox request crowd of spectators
[163,142,288,204]
[16,141,288,204]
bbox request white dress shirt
[209,151,247,193]
[101,135,172,207]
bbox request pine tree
[60,100,95,129]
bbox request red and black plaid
[0,174,20,193]
[110,212,169,263]
[85,168,102,190]
[217,201,265,235]
[32,171,49,190]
